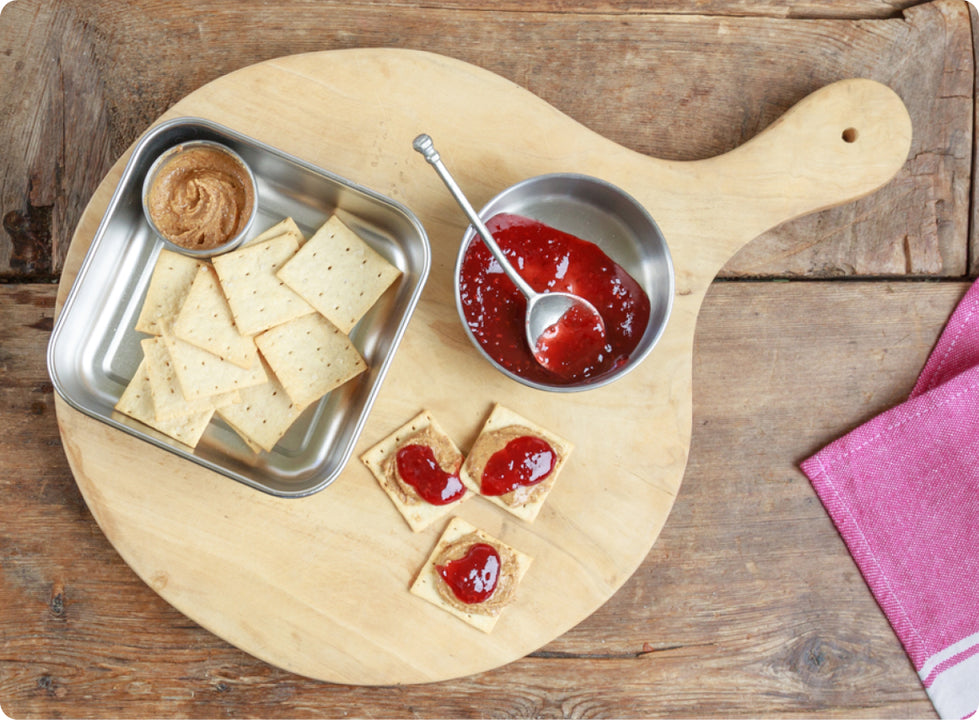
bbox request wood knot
[49,582,67,619]
[30,316,54,332]
[37,674,66,697]
[782,632,858,687]
[3,203,53,276]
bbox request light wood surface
[53,49,910,684]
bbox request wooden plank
[0,280,951,717]
[717,0,972,278]
[0,0,969,280]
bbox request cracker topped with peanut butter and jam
[460,404,573,522]
[410,517,531,633]
[360,410,468,532]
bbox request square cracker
[246,216,305,248]
[459,404,573,523]
[409,517,532,633]
[255,313,367,408]
[135,249,202,335]
[114,357,213,448]
[211,235,315,336]
[360,410,468,532]
[140,336,240,421]
[217,362,307,453]
[172,265,259,369]
[162,332,268,402]
[276,214,401,333]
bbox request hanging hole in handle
[841,127,858,143]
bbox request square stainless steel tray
[48,117,430,497]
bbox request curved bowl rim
[453,172,674,393]
[141,139,259,259]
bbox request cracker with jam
[460,404,573,522]
[360,410,468,532]
[410,517,531,633]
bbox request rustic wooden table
[1,0,974,716]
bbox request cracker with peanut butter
[459,404,573,522]
[410,517,532,633]
[360,410,468,532]
[277,214,401,333]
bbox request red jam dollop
[436,543,501,604]
[533,301,608,379]
[481,435,556,496]
[395,444,465,505]
[458,213,650,384]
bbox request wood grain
[0,0,970,715]
[49,48,913,686]
[2,280,944,717]
[0,0,969,278]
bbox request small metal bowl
[141,139,258,258]
[454,173,674,392]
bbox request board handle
[689,78,912,251]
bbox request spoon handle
[412,134,536,300]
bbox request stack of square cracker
[115,215,401,452]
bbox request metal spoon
[412,134,606,371]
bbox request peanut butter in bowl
[142,140,257,257]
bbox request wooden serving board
[53,49,911,685]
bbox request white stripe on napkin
[920,637,979,719]
[919,629,979,683]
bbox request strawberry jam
[436,542,501,604]
[395,444,465,505]
[533,301,608,379]
[481,435,556,496]
[458,213,650,384]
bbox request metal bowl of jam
[142,140,258,258]
[454,173,674,392]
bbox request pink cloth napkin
[801,281,979,720]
